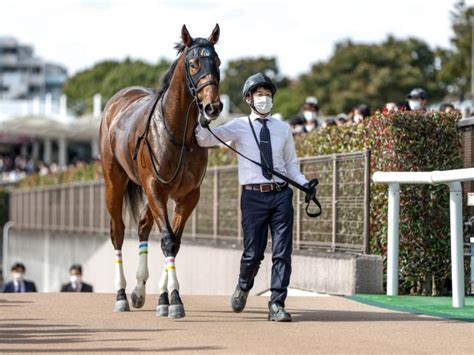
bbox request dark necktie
[257,119,273,179]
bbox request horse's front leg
[159,188,201,318]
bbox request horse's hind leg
[131,205,153,309]
[103,159,130,312]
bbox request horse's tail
[124,181,144,223]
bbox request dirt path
[0,293,472,354]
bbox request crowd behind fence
[9,150,371,253]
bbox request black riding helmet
[242,72,277,99]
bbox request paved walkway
[0,293,472,354]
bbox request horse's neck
[160,59,197,146]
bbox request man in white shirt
[195,72,310,322]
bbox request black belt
[243,182,288,193]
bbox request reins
[205,124,322,218]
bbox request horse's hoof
[168,304,185,318]
[131,288,146,309]
[114,300,130,312]
[156,304,169,317]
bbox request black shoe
[268,302,292,322]
[231,284,249,313]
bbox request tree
[290,37,444,116]
[63,58,170,115]
[438,0,474,99]
[220,57,287,113]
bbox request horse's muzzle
[204,101,223,120]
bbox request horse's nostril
[204,104,214,115]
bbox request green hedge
[366,111,464,295]
[18,162,103,188]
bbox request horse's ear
[181,25,193,47]
[208,24,220,45]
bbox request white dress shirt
[13,279,25,293]
[195,112,308,186]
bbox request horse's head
[181,24,222,121]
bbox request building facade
[0,37,67,100]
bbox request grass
[348,294,474,322]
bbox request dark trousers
[238,186,293,306]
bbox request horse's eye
[189,62,199,70]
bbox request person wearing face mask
[351,104,371,124]
[60,264,93,292]
[195,72,314,322]
[3,262,37,293]
[293,96,320,133]
[405,88,428,112]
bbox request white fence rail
[373,168,474,308]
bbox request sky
[1,0,473,79]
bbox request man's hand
[199,115,210,128]
[304,178,319,203]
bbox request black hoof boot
[156,292,169,317]
[114,288,130,312]
[168,290,185,318]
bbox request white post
[44,93,52,115]
[32,141,40,160]
[387,183,400,296]
[43,139,52,164]
[93,93,102,119]
[221,94,230,118]
[447,182,465,308]
[2,221,14,282]
[91,139,99,160]
[58,137,67,168]
[59,94,67,117]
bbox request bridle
[132,38,220,185]
[183,38,220,102]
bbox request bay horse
[99,24,222,318]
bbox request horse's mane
[155,42,186,99]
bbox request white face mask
[252,96,273,115]
[408,100,421,111]
[303,111,317,121]
[12,272,24,281]
[70,275,82,284]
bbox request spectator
[439,103,455,113]
[3,262,37,293]
[289,116,306,137]
[384,102,399,112]
[335,113,348,126]
[61,264,93,292]
[293,96,321,133]
[322,118,337,128]
[352,104,371,123]
[406,88,428,112]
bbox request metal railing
[9,150,371,253]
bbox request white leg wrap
[114,250,126,291]
[158,261,168,294]
[165,256,179,293]
[136,241,149,285]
